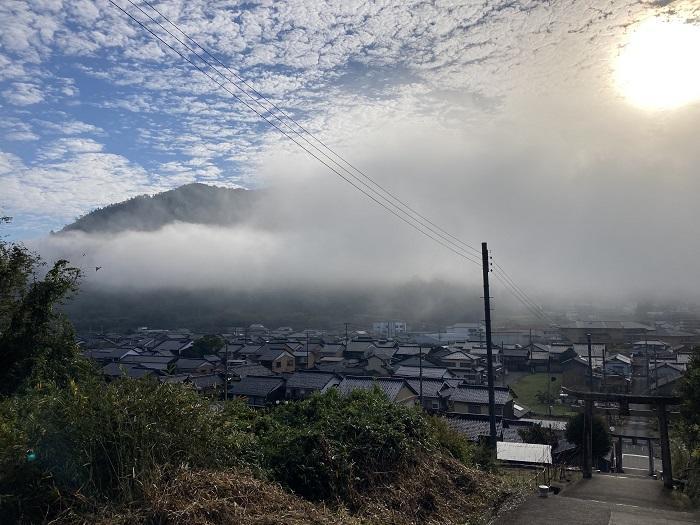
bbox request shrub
[259,388,433,503]
[426,416,475,465]
[1,378,258,509]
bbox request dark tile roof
[439,385,512,405]
[255,347,293,362]
[394,365,453,379]
[230,364,275,377]
[228,376,285,397]
[445,415,504,442]
[120,355,175,365]
[405,378,450,398]
[286,371,339,390]
[175,358,216,371]
[338,376,416,401]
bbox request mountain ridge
[60,183,260,234]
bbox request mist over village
[2,1,700,524]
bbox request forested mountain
[60,183,261,234]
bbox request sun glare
[615,18,700,111]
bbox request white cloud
[2,82,44,105]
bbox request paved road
[498,474,698,525]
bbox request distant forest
[60,183,261,234]
[63,279,484,332]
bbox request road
[498,474,698,525]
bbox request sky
[2,0,700,306]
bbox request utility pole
[344,322,349,343]
[419,346,424,409]
[481,242,497,448]
[306,331,310,370]
[223,340,229,401]
[602,344,607,392]
[587,333,594,391]
[547,348,552,416]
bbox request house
[444,414,504,443]
[439,385,514,418]
[292,350,317,369]
[174,358,217,375]
[605,354,632,378]
[285,371,340,399]
[151,338,194,356]
[84,347,136,363]
[561,356,601,391]
[501,347,530,371]
[188,373,224,394]
[227,375,286,407]
[229,364,275,378]
[405,378,460,411]
[439,351,479,371]
[528,350,550,373]
[632,340,670,354]
[394,345,423,360]
[344,337,377,359]
[252,347,295,373]
[362,354,394,376]
[319,344,345,358]
[572,343,607,360]
[337,376,418,406]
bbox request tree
[182,334,225,358]
[0,219,82,395]
[518,424,558,448]
[678,346,700,448]
[565,413,611,459]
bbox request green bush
[1,378,258,509]
[258,387,433,503]
[427,416,475,465]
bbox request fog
[31,86,700,327]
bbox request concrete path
[498,474,698,525]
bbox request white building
[373,320,407,338]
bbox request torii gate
[562,388,681,489]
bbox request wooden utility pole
[419,346,423,409]
[223,340,229,401]
[583,399,593,478]
[481,242,497,448]
[587,333,594,390]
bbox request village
[80,318,695,471]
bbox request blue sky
[1,0,699,244]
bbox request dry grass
[54,454,528,525]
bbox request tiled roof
[394,365,452,379]
[445,415,503,442]
[338,376,415,402]
[255,348,292,362]
[228,376,285,397]
[440,386,511,405]
[229,364,274,377]
[286,371,339,390]
[405,378,449,398]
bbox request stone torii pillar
[657,403,673,489]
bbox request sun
[615,18,700,111]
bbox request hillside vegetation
[0,380,525,524]
[60,183,261,234]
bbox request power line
[122,0,484,262]
[136,0,485,260]
[107,0,483,267]
[493,262,555,325]
[108,1,554,322]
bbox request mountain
[60,183,261,234]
